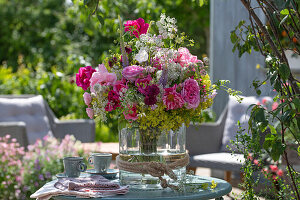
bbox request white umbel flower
[135,49,148,63]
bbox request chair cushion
[221,95,260,152]
[190,152,245,171]
[0,95,53,144]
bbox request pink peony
[89,64,117,93]
[83,92,92,106]
[135,75,152,94]
[86,108,94,119]
[122,65,145,82]
[276,169,283,177]
[124,18,149,38]
[181,78,200,109]
[76,66,96,90]
[163,85,184,110]
[123,104,138,121]
[175,47,201,67]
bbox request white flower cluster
[156,13,177,39]
[92,84,109,122]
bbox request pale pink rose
[89,64,117,93]
[83,92,92,105]
[123,104,138,121]
[176,47,201,67]
[122,65,145,82]
[86,108,94,119]
[163,85,184,110]
[181,78,200,109]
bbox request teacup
[63,157,87,177]
[88,153,112,173]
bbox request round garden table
[52,175,232,200]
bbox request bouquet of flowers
[76,14,216,132]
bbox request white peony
[135,49,149,63]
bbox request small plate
[86,169,119,179]
[56,172,90,179]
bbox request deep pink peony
[181,78,200,109]
[83,92,92,106]
[86,108,94,119]
[163,85,184,110]
[175,47,201,67]
[123,104,138,121]
[124,18,149,38]
[89,64,117,93]
[122,65,145,82]
[135,75,152,94]
[76,66,96,90]
[276,169,283,177]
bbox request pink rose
[89,64,117,93]
[76,66,96,90]
[124,18,149,38]
[135,75,152,94]
[276,169,283,177]
[123,104,138,121]
[163,85,184,110]
[175,47,201,67]
[83,92,92,106]
[181,78,200,109]
[86,108,94,119]
[272,102,279,111]
[269,165,278,173]
[122,65,145,82]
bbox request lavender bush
[0,134,85,200]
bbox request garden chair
[0,95,95,147]
[186,96,268,182]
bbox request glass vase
[118,121,186,190]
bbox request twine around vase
[116,153,190,189]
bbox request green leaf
[97,13,104,25]
[279,64,290,80]
[255,108,266,122]
[280,9,290,15]
[84,0,91,5]
[271,140,285,161]
[292,98,300,110]
[279,15,289,27]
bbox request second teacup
[88,153,112,173]
[63,156,87,177]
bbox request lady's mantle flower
[163,85,184,110]
[181,78,200,109]
[90,64,117,93]
[76,66,96,90]
[123,104,138,121]
[124,18,149,38]
[122,65,145,82]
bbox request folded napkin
[30,175,129,200]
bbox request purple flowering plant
[0,134,85,200]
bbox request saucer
[56,172,90,179]
[86,169,118,179]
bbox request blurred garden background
[0,0,211,142]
